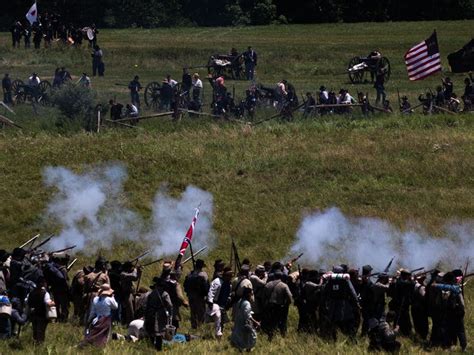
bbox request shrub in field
[52,84,98,131]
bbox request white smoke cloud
[148,185,214,257]
[290,207,473,271]
[42,165,214,257]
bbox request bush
[52,84,98,131]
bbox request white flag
[26,2,38,25]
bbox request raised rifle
[384,256,395,273]
[129,250,151,264]
[288,253,304,266]
[141,258,163,267]
[410,267,424,274]
[183,246,207,265]
[20,234,40,249]
[230,238,241,274]
[30,234,54,252]
[50,245,76,254]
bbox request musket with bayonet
[183,246,207,265]
[288,253,304,265]
[20,234,40,249]
[384,256,395,273]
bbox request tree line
[2,0,473,29]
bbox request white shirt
[192,78,203,89]
[88,295,118,322]
[168,79,178,88]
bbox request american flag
[404,31,442,81]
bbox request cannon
[346,55,391,84]
[206,54,244,80]
[11,79,52,106]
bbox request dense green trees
[1,0,473,29]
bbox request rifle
[230,238,241,274]
[50,245,76,254]
[129,250,151,264]
[30,234,54,252]
[462,259,469,297]
[20,234,40,249]
[183,246,207,265]
[384,257,395,273]
[287,253,304,266]
[410,267,424,274]
[297,264,306,306]
[67,258,78,271]
[141,258,163,267]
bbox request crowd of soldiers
[10,13,98,50]
[0,237,470,352]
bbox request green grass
[0,21,473,353]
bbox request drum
[87,28,94,41]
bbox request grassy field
[0,21,473,354]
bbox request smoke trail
[148,185,214,258]
[42,165,214,257]
[290,207,473,271]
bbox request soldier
[230,265,253,319]
[43,254,70,322]
[249,265,266,322]
[207,267,233,338]
[0,250,9,294]
[243,46,257,81]
[262,270,293,340]
[10,21,22,48]
[183,259,209,329]
[128,76,142,108]
[119,261,141,325]
[181,68,192,97]
[23,25,32,49]
[27,277,55,344]
[83,257,110,324]
[162,270,188,331]
[303,270,322,333]
[400,96,412,114]
[374,69,386,105]
[108,260,122,323]
[2,73,12,105]
[71,265,92,321]
[191,73,203,107]
[411,274,428,341]
[373,273,390,320]
[160,79,173,111]
[144,277,173,351]
[303,92,316,118]
[320,267,360,341]
[92,45,104,77]
[462,77,473,110]
[442,77,454,100]
[368,311,401,352]
[32,23,43,49]
[388,269,414,336]
[359,265,375,336]
[109,100,123,121]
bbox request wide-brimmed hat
[98,284,114,296]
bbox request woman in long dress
[231,288,260,352]
[80,283,118,348]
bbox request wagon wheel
[376,56,391,83]
[38,81,52,106]
[347,56,365,84]
[11,79,25,104]
[144,82,161,110]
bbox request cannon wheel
[11,79,25,104]
[347,56,365,84]
[144,82,161,110]
[376,56,391,83]
[38,81,52,106]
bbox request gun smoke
[290,207,473,271]
[42,164,214,257]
